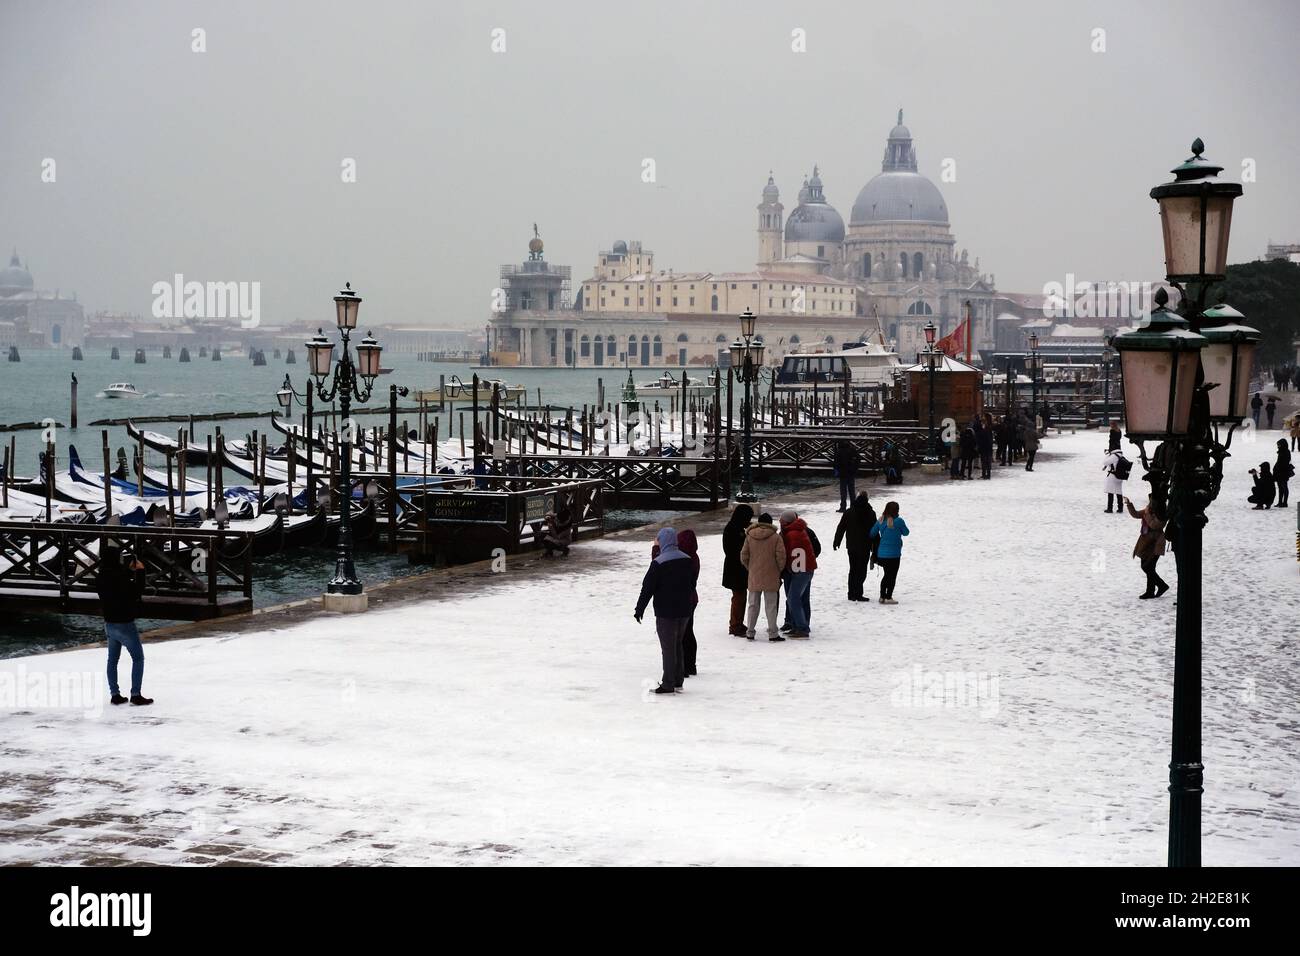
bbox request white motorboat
[103,383,143,398]
[635,372,715,398]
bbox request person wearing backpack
[778,510,818,639]
[1103,447,1130,513]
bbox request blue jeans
[105,621,145,697]
[785,572,813,631]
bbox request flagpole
[964,299,972,365]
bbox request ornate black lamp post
[728,308,765,504]
[1102,341,1115,425]
[923,320,940,463]
[1027,331,1041,421]
[305,283,384,607]
[1113,140,1259,867]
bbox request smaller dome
[762,174,779,202]
[0,251,33,291]
[612,239,628,254]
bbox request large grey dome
[784,165,845,243]
[850,111,948,224]
[851,172,948,224]
[0,251,33,291]
[785,203,845,242]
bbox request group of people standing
[946,410,1040,480]
[637,494,912,692]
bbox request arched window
[906,300,934,315]
[900,252,909,277]
[676,333,689,342]
[580,334,590,358]
[652,335,662,358]
[789,334,800,345]
[51,324,62,345]
[715,333,727,343]
[913,253,923,278]
[710,294,718,311]
[862,254,871,278]
[607,335,616,356]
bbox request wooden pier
[0,522,254,620]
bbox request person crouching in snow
[739,513,786,642]
[541,508,572,558]
[635,527,699,694]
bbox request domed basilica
[758,111,997,354]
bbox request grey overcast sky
[2,0,1298,328]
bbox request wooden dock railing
[0,521,254,619]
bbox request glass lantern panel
[1158,195,1209,277]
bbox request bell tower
[756,173,783,266]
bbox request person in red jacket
[779,510,818,639]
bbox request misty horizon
[3,0,1298,329]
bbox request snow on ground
[1,428,1297,865]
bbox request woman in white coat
[1103,448,1127,514]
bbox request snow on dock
[0,430,1297,865]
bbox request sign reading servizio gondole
[424,494,509,523]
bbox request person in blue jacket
[869,501,909,605]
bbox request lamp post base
[920,460,945,475]
[323,591,368,613]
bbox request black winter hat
[757,512,773,524]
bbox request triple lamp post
[922,320,941,466]
[729,308,765,504]
[303,283,385,612]
[1112,139,1259,867]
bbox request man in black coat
[833,492,878,601]
[834,441,861,512]
[720,503,754,636]
[97,541,153,706]
[976,417,994,479]
[635,527,700,694]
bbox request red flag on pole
[935,315,969,358]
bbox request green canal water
[1,349,811,658]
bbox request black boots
[110,694,128,706]
[130,695,154,706]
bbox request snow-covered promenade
[2,428,1297,865]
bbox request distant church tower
[756,173,783,266]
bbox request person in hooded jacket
[1108,420,1123,452]
[635,527,699,694]
[834,492,878,601]
[720,503,754,636]
[1248,462,1275,509]
[1274,439,1293,507]
[779,510,817,638]
[739,513,786,641]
